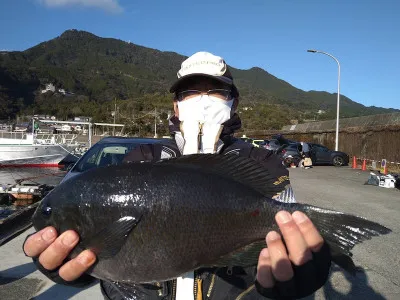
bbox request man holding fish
[23,52,389,299]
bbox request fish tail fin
[301,204,391,274]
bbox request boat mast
[31,118,35,145]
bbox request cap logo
[177,53,228,78]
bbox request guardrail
[0,131,26,140]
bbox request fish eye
[42,206,52,217]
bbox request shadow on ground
[32,280,99,300]
[304,265,386,299]
[0,262,98,300]
[0,263,387,299]
[0,262,38,285]
[0,263,45,300]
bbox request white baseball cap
[170,51,239,96]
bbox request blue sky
[1,0,399,109]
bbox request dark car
[264,134,299,152]
[276,143,303,166]
[309,143,349,166]
[238,136,254,144]
[272,134,298,145]
[61,136,169,183]
[277,143,349,167]
[263,139,282,151]
[238,136,269,148]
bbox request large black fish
[32,154,391,283]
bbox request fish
[32,154,391,284]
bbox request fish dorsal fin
[83,216,140,259]
[158,154,287,198]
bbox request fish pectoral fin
[205,240,266,268]
[85,216,140,259]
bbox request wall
[238,113,400,164]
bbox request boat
[0,182,55,246]
[0,119,88,167]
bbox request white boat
[0,120,89,167]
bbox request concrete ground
[291,166,399,300]
[0,227,103,299]
[0,166,399,299]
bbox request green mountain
[0,29,397,133]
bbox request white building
[74,116,91,122]
[242,106,253,111]
[60,125,72,132]
[41,83,56,94]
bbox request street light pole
[307,49,341,151]
[154,107,157,138]
[113,98,117,136]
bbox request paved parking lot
[0,166,399,299]
[291,166,399,300]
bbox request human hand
[23,227,96,281]
[256,211,331,299]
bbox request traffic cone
[352,156,357,169]
[381,159,388,175]
[383,163,388,175]
[362,159,367,171]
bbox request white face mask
[177,95,234,124]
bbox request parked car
[238,136,268,148]
[252,139,266,148]
[58,153,82,171]
[258,140,269,148]
[61,137,169,183]
[238,136,254,144]
[262,134,300,152]
[276,143,303,166]
[309,143,349,166]
[277,142,349,167]
[272,134,298,145]
[264,139,285,151]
